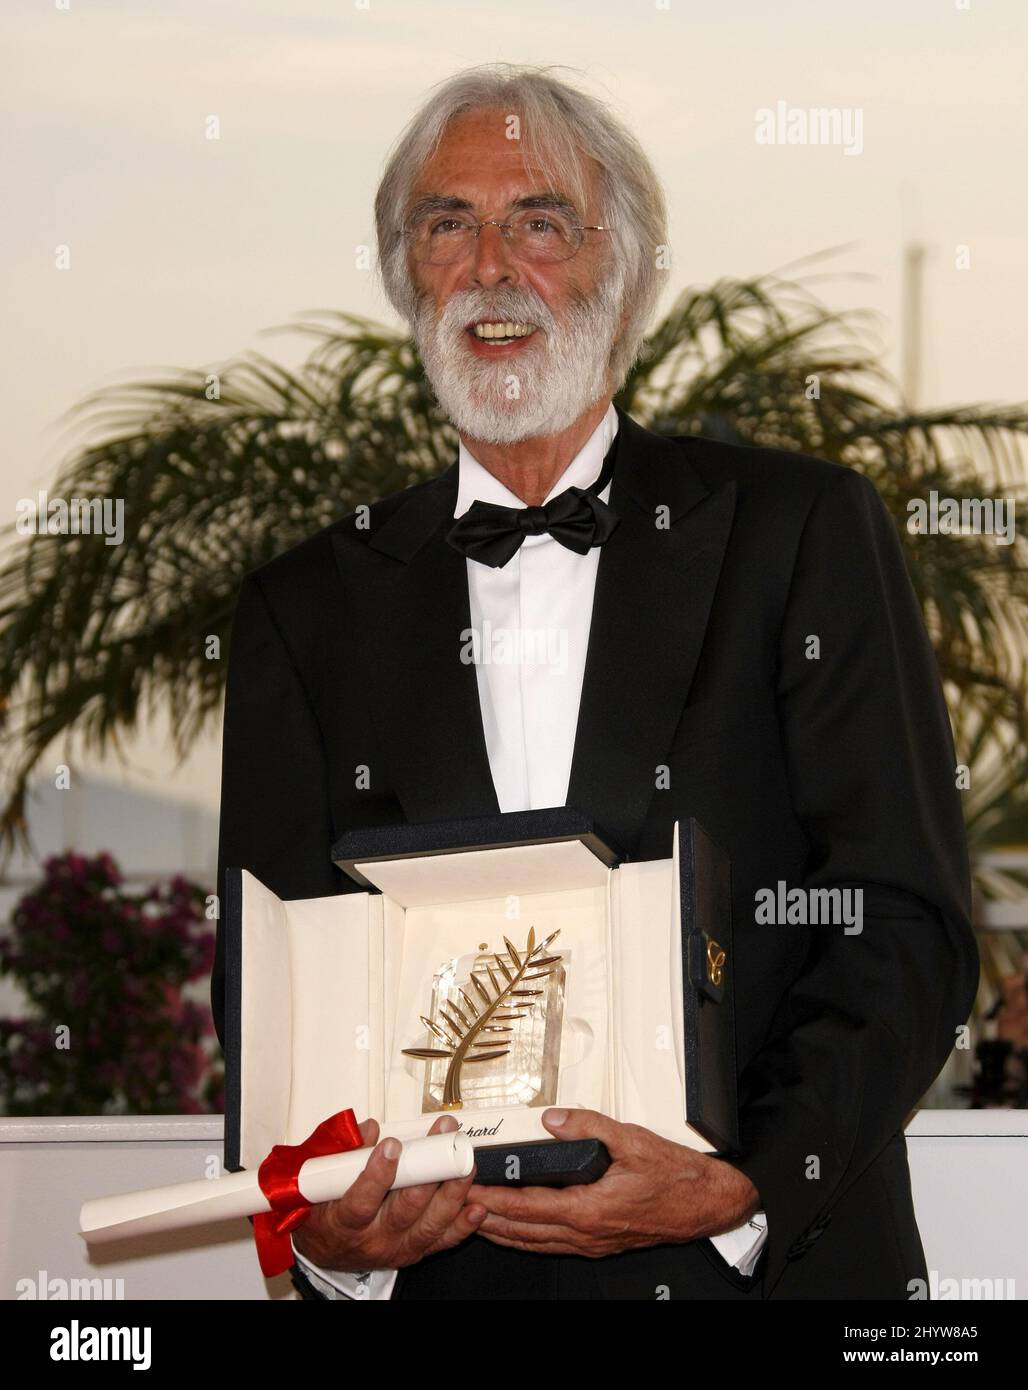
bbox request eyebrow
[404,191,581,229]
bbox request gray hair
[374,63,668,391]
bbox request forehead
[410,107,596,212]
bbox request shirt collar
[454,401,618,520]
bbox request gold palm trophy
[402,927,566,1112]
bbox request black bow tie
[446,429,620,569]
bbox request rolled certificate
[79,1130,474,1245]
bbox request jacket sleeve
[728,466,980,1294]
[211,571,346,1051]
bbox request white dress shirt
[294,402,767,1299]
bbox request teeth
[472,321,537,340]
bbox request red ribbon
[252,1108,364,1277]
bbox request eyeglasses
[404,208,609,266]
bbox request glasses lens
[408,211,585,265]
[508,209,581,263]
[410,214,478,265]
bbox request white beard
[411,271,624,444]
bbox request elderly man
[212,64,978,1301]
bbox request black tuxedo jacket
[212,406,979,1301]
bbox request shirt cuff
[292,1240,399,1300]
[707,1210,768,1278]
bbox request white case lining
[238,830,712,1169]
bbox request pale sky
[2,0,1025,828]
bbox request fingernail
[468,1205,485,1223]
[544,1108,569,1127]
[382,1138,401,1161]
[438,1116,458,1132]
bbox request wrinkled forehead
[409,106,598,221]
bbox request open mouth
[466,319,538,346]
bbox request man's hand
[468,1108,761,1258]
[292,1114,486,1272]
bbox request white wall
[906,1111,1026,1296]
[1,1118,288,1302]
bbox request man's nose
[468,222,521,289]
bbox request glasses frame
[403,212,610,266]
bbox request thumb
[359,1117,380,1148]
[541,1106,629,1152]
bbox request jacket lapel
[564,409,737,856]
[330,407,736,848]
[330,468,502,824]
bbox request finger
[540,1106,632,1152]
[477,1211,580,1246]
[381,1114,463,1230]
[423,1197,488,1255]
[359,1118,380,1147]
[427,1114,460,1137]
[380,1176,442,1231]
[406,1165,481,1248]
[463,1180,585,1224]
[331,1136,402,1229]
[382,1157,476,1236]
[402,1167,477,1256]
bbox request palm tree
[2,269,1027,897]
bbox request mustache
[420,284,602,338]
[440,290,556,333]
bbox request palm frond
[401,928,560,1107]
